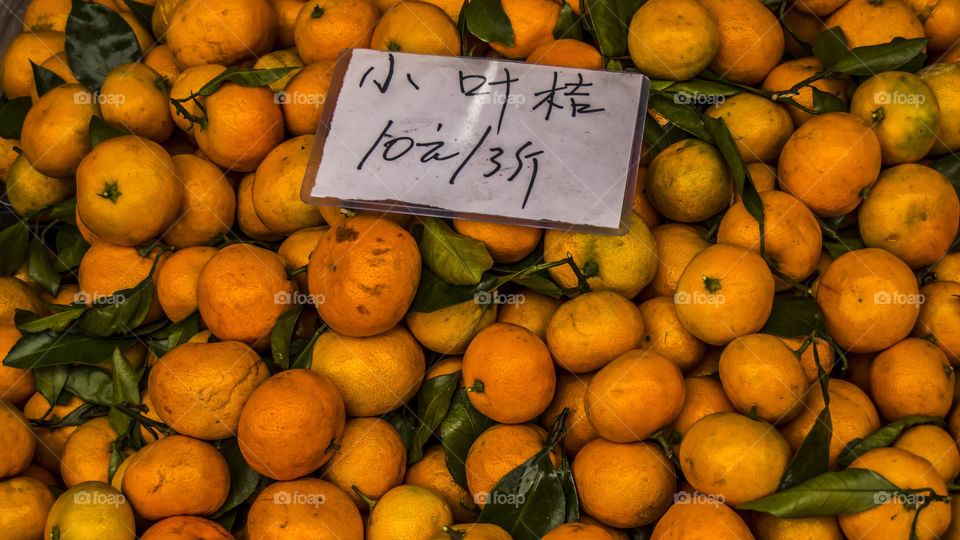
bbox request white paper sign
[301,49,650,234]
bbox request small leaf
[476,447,566,539]
[738,469,899,518]
[463,0,515,48]
[558,453,578,523]
[64,0,143,90]
[811,87,846,114]
[28,236,60,296]
[761,294,827,338]
[931,154,960,200]
[823,233,865,259]
[667,79,741,99]
[386,409,418,455]
[812,27,847,70]
[701,115,764,226]
[30,61,67,98]
[0,221,29,275]
[647,93,712,141]
[107,443,124,484]
[108,347,141,435]
[585,0,644,58]
[211,438,262,518]
[33,365,69,409]
[196,67,299,96]
[441,388,497,489]
[48,198,77,224]
[15,306,86,333]
[270,305,303,370]
[779,406,832,490]
[4,331,136,369]
[74,257,159,337]
[0,96,32,139]
[54,225,90,272]
[553,3,582,41]
[420,218,494,286]
[64,366,114,406]
[124,0,155,35]
[837,416,946,469]
[290,324,325,370]
[89,116,126,147]
[830,37,930,76]
[409,371,460,464]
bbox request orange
[915,281,960,364]
[871,337,954,420]
[743,162,777,199]
[527,39,603,70]
[22,392,84,472]
[546,291,645,373]
[718,190,822,289]
[0,277,47,325]
[540,371,599,456]
[138,391,166,444]
[294,0,380,63]
[78,242,167,322]
[142,45,180,83]
[704,93,794,163]
[237,369,346,480]
[486,0,559,58]
[816,248,921,353]
[894,424,960,482]
[839,448,950,540]
[0,400,35,478]
[310,326,425,416]
[647,223,709,297]
[850,71,940,164]
[782,8,827,57]
[431,523,514,540]
[148,340,269,439]
[465,423,555,507]
[163,154,236,247]
[541,523,622,540]
[918,62,960,154]
[76,136,182,246]
[122,435,230,521]
[674,243,775,346]
[366,484,454,540]
[194,83,284,172]
[320,417,407,507]
[407,297,498,354]
[307,216,421,337]
[452,220,542,264]
[670,376,735,442]
[780,335,836,383]
[637,296,705,371]
[272,0,308,47]
[762,57,849,126]
[646,139,732,223]
[859,164,959,268]
[371,0,460,55]
[463,323,556,423]
[781,378,882,470]
[497,288,561,341]
[196,244,295,347]
[23,0,71,31]
[140,516,233,540]
[44,482,136,540]
[650,499,754,540]
[59,417,115,488]
[281,60,336,136]
[793,0,847,15]
[626,0,718,81]
[679,412,791,506]
[0,136,19,183]
[908,0,960,51]
[29,51,77,100]
[20,83,99,178]
[5,154,74,219]
[826,0,925,49]
[572,439,676,528]
[168,64,227,133]
[719,333,809,423]
[278,225,328,291]
[99,63,175,143]
[633,167,662,229]
[406,444,477,522]
[236,172,284,241]
[246,478,363,540]
[932,252,960,283]
[0,476,55,540]
[0,326,34,406]
[155,246,217,322]
[752,514,842,540]
[778,112,881,217]
[0,31,64,99]
[696,0,784,85]
[585,349,685,442]
[166,0,277,67]
[252,134,324,234]
[252,48,304,93]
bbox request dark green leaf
[667,79,741,99]
[15,306,86,333]
[477,446,566,539]
[211,438,262,518]
[28,236,60,296]
[812,27,847,70]
[270,305,303,370]
[290,324,325,370]
[4,331,135,369]
[214,509,237,532]
[64,366,113,406]
[30,61,67,98]
[760,294,826,338]
[701,115,764,226]
[823,233,865,259]
[0,97,31,139]
[553,3,582,40]
[811,87,846,114]
[738,469,899,518]
[779,407,832,490]
[124,0,155,36]
[420,218,494,286]
[463,0,515,48]
[64,0,143,90]
[642,118,688,155]
[647,94,712,141]
[33,365,69,409]
[74,262,157,337]
[511,273,563,297]
[197,67,298,96]
[107,443,123,484]
[410,266,482,313]
[48,198,77,224]
[144,311,201,357]
[54,226,90,272]
[89,116,127,148]
[558,453,578,523]
[837,416,946,469]
[0,221,29,275]
[830,37,930,76]
[409,371,460,464]
[441,388,497,489]
[931,154,960,200]
[585,0,643,57]
[108,347,141,435]
[386,409,418,455]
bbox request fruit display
[1,0,960,538]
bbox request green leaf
[463,0,515,48]
[290,324,325,370]
[28,236,60,296]
[214,509,237,533]
[409,371,460,464]
[760,294,827,338]
[124,0,155,36]
[476,446,566,539]
[74,258,159,337]
[48,198,77,225]
[64,0,143,90]
[420,218,494,286]
[33,365,69,409]
[701,115,763,226]
[410,266,480,313]
[108,347,141,435]
[666,79,742,100]
[0,96,32,139]
[558,452,578,523]
[270,305,303,370]
[211,438,262,518]
[89,116,127,148]
[0,221,29,275]
[197,67,299,96]
[107,443,124,484]
[780,406,832,490]
[737,469,899,518]
[145,311,201,357]
[811,87,846,114]
[441,388,497,489]
[585,0,643,58]
[823,233,865,259]
[812,27,847,70]
[931,154,960,200]
[830,37,930,76]
[54,225,90,272]
[30,61,67,98]
[553,3,582,40]
[647,94,712,141]
[837,416,946,469]
[64,366,114,406]
[386,409,418,455]
[4,331,136,369]
[15,306,86,333]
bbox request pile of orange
[2,0,960,538]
